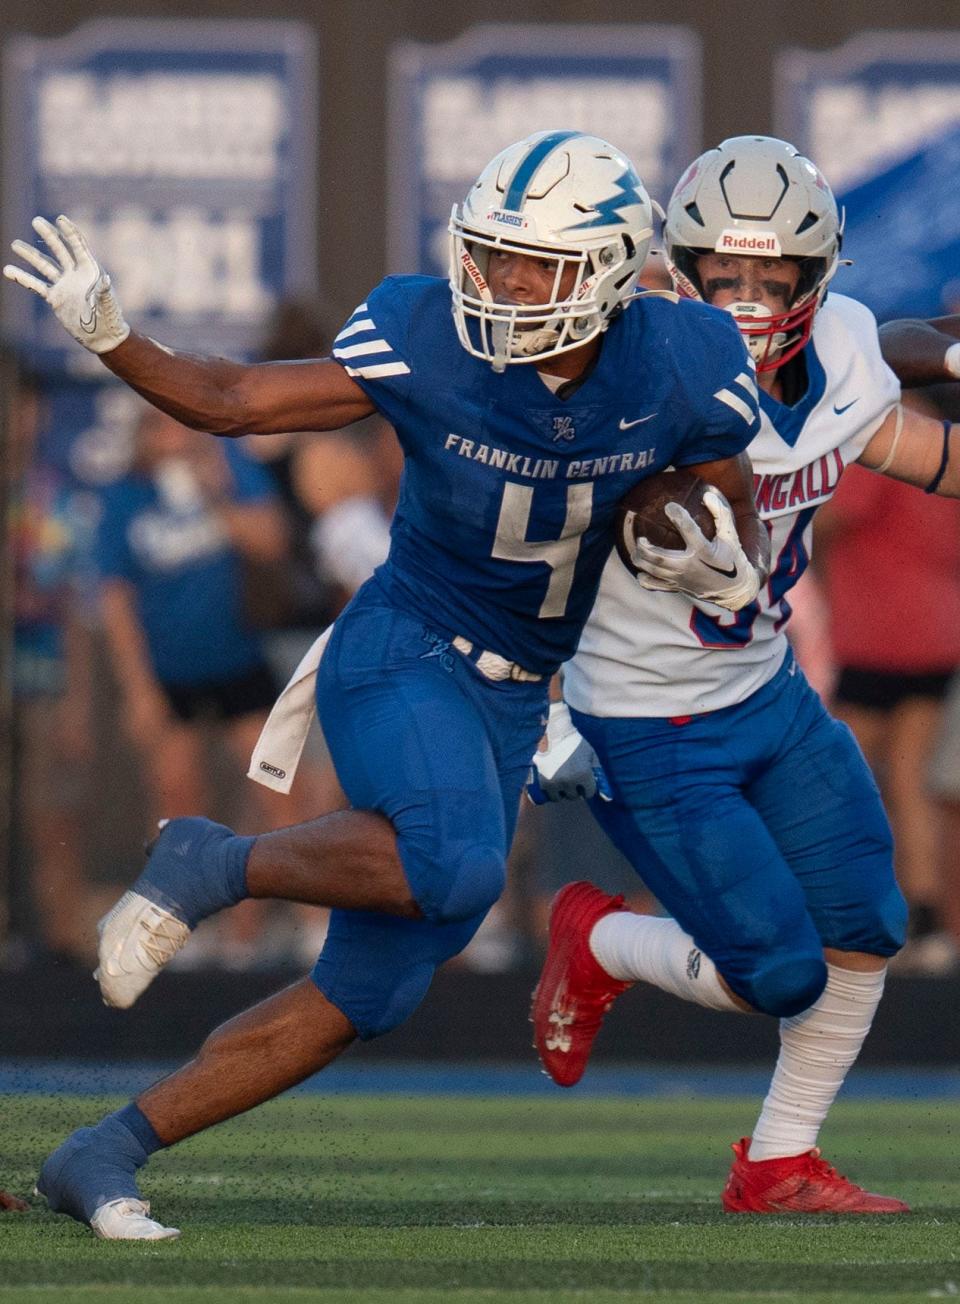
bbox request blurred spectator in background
[242,298,399,816]
[9,375,98,964]
[817,392,960,972]
[95,405,325,966]
[243,298,346,660]
[297,419,398,602]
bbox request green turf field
[0,1092,957,1302]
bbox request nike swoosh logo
[704,561,738,580]
[833,399,859,415]
[619,414,657,430]
[79,274,100,334]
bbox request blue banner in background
[387,24,701,278]
[2,19,318,375]
[777,31,960,321]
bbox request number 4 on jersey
[492,482,594,618]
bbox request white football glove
[3,215,130,354]
[631,489,761,612]
[526,701,612,805]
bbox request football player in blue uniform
[530,136,960,1215]
[4,130,764,1239]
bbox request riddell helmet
[664,135,843,371]
[449,130,655,371]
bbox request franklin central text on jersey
[333,277,759,674]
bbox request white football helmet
[663,135,843,371]
[449,130,655,371]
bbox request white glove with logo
[526,701,612,805]
[632,489,761,612]
[3,215,130,354]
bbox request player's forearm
[104,335,375,436]
[878,317,960,388]
[100,333,260,435]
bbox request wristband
[945,342,960,379]
[924,421,952,495]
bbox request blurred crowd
[6,280,960,979]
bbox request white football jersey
[564,293,900,718]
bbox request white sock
[589,913,740,1012]
[749,962,886,1161]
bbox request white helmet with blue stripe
[449,130,655,371]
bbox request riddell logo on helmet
[715,230,782,255]
[460,249,488,293]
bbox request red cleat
[531,881,633,1087]
[722,1137,910,1214]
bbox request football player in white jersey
[531,136,960,1215]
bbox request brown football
[614,467,719,576]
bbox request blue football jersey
[332,278,759,674]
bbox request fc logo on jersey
[552,415,576,443]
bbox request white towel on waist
[247,626,332,794]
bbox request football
[614,467,719,575]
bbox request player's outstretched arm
[4,214,375,436]
[859,403,960,498]
[878,315,960,388]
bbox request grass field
[1,1091,958,1303]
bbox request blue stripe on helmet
[502,130,582,212]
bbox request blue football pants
[312,583,547,1037]
[572,651,907,1017]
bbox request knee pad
[821,882,909,958]
[741,954,827,1018]
[861,884,909,956]
[311,908,483,1039]
[882,888,910,956]
[416,845,506,925]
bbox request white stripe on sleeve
[340,361,411,378]
[714,387,754,424]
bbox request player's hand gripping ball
[615,469,761,611]
[614,467,717,574]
